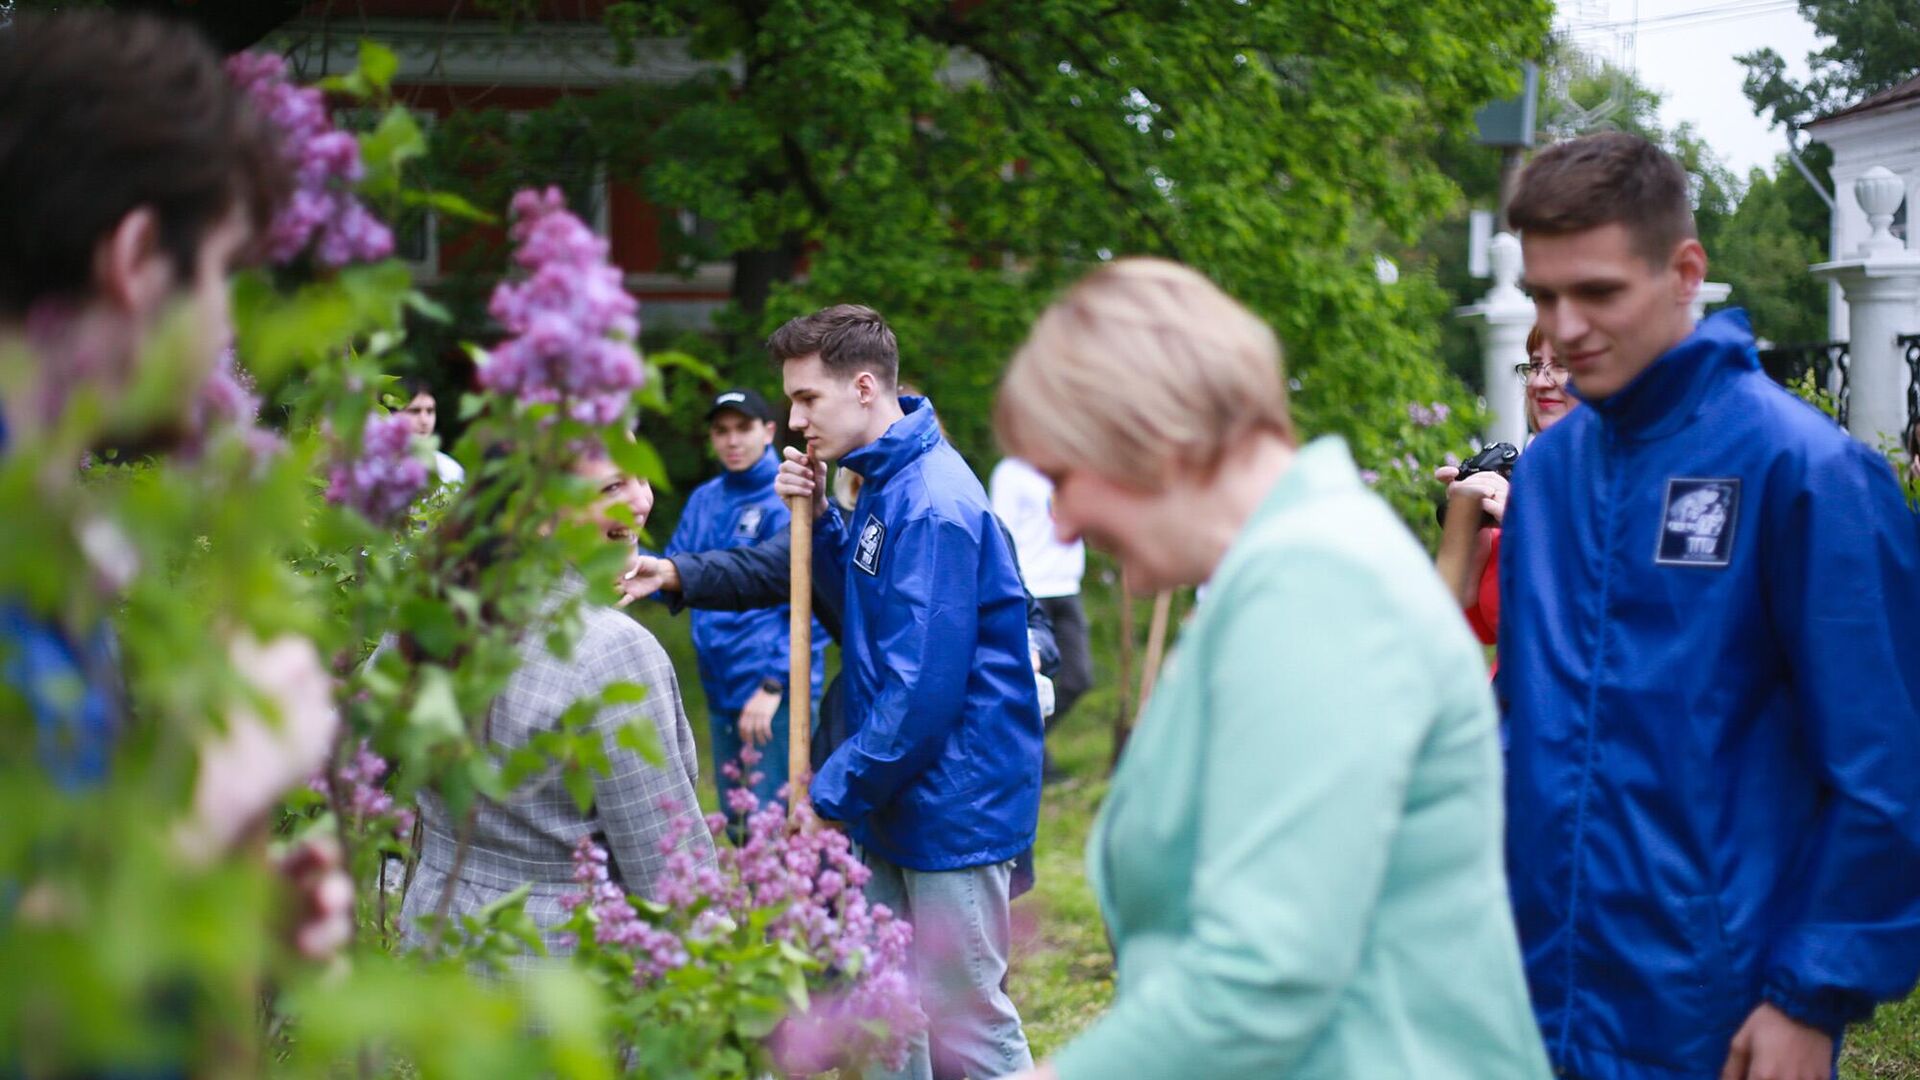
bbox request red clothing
[1463,528,1501,646]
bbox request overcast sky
[1556,0,1826,180]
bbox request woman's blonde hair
[995,258,1293,488]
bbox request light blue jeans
[858,849,1033,1080]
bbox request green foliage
[1738,0,1920,133]
[404,0,1551,540]
[1716,155,1832,347]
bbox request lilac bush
[325,410,428,524]
[313,739,415,838]
[481,188,645,426]
[226,51,394,268]
[1406,400,1452,428]
[560,750,922,1075]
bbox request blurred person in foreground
[0,7,346,910]
[0,11,352,1072]
[1500,132,1920,1080]
[994,258,1550,1080]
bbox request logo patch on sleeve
[854,515,886,576]
[1656,478,1740,567]
[733,506,764,539]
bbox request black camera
[1433,441,1519,528]
[1454,441,1520,482]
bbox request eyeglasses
[1513,360,1570,384]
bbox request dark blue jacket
[665,448,826,713]
[809,398,1044,871]
[1499,310,1920,1079]
[663,511,1059,775]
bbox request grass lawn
[630,571,1920,1077]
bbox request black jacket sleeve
[666,531,844,644]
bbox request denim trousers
[708,698,790,833]
[857,848,1033,1080]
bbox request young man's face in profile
[781,353,872,464]
[1521,221,1704,401]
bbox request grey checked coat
[399,578,715,961]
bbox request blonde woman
[994,259,1548,1080]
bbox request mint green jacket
[1053,439,1549,1080]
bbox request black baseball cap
[705,387,774,424]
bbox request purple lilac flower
[326,410,429,523]
[561,749,923,1072]
[226,51,394,268]
[311,739,414,837]
[1406,400,1454,429]
[480,187,644,425]
[187,349,285,463]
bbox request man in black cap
[660,387,826,830]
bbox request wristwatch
[760,677,783,696]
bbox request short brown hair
[0,11,288,317]
[996,258,1293,488]
[765,304,899,387]
[1507,132,1696,263]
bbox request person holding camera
[1433,325,1578,648]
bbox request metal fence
[1902,335,1920,447]
[1757,341,1851,428]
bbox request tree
[392,0,1552,486]
[1415,39,1739,390]
[1739,0,1920,134]
[1711,150,1832,347]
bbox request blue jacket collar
[721,445,779,492]
[1574,308,1758,440]
[841,396,942,485]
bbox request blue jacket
[1499,310,1920,1079]
[809,397,1044,871]
[665,448,826,713]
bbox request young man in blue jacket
[770,304,1042,1080]
[665,386,826,830]
[1499,132,1920,1080]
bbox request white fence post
[1813,165,1920,450]
[1458,232,1532,448]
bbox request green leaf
[607,434,670,490]
[399,597,460,660]
[562,763,595,815]
[408,664,464,743]
[399,188,497,224]
[781,962,810,1012]
[615,719,664,768]
[357,106,428,198]
[733,997,785,1039]
[646,349,720,383]
[359,40,400,93]
[406,291,454,324]
[601,682,648,705]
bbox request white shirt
[433,450,465,486]
[989,456,1084,598]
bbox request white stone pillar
[1812,166,1920,450]
[1457,232,1532,448]
[1691,282,1731,324]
